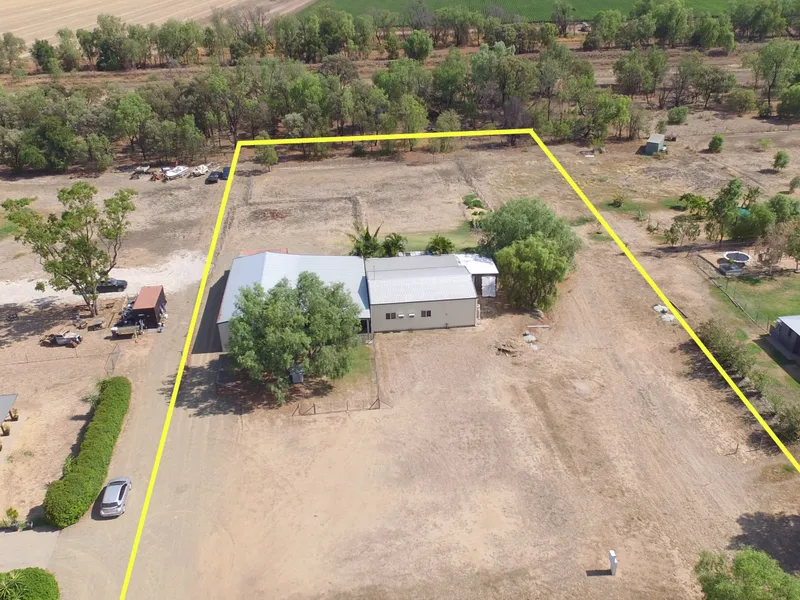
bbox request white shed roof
[365,255,476,305]
[217,252,370,323]
[648,134,665,144]
[778,315,800,336]
[455,254,499,276]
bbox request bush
[759,137,773,152]
[0,568,60,599]
[351,144,367,157]
[610,192,628,208]
[667,106,688,125]
[696,319,755,379]
[777,401,800,442]
[43,377,131,528]
[656,119,667,134]
[426,234,455,255]
[774,150,790,172]
[727,88,757,116]
[463,194,484,209]
[758,102,773,118]
[708,134,724,153]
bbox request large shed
[217,251,370,350]
[365,255,478,333]
[770,315,800,359]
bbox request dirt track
[5,0,315,44]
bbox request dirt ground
[114,137,800,599]
[5,0,314,45]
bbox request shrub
[777,401,800,442]
[667,106,688,125]
[727,88,757,116]
[351,144,367,157]
[0,568,60,599]
[708,134,724,153]
[696,320,755,378]
[610,192,628,208]
[43,377,131,528]
[759,137,773,152]
[790,176,800,193]
[774,151,790,172]
[426,234,455,255]
[656,119,667,134]
[463,194,484,209]
[758,102,773,118]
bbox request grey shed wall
[371,298,477,332]
[771,319,800,354]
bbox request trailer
[111,322,143,338]
[129,285,167,329]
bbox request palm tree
[382,232,407,257]
[0,570,25,600]
[347,222,383,258]
[426,234,455,255]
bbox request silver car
[99,477,132,518]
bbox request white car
[99,477,132,518]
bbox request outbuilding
[645,134,665,155]
[129,285,166,329]
[365,255,478,333]
[455,254,499,297]
[770,315,800,360]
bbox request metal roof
[455,254,499,276]
[647,134,665,144]
[217,252,369,323]
[132,285,164,310]
[0,394,17,417]
[365,256,476,305]
[778,315,800,336]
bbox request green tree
[348,222,383,257]
[696,547,800,599]
[385,31,399,59]
[727,88,758,116]
[695,65,736,109]
[432,109,460,153]
[433,48,468,109]
[768,194,800,223]
[613,48,651,97]
[775,150,790,172]
[678,193,709,216]
[496,234,571,310]
[779,84,800,119]
[382,232,407,257]
[31,39,56,72]
[426,234,455,255]
[115,92,154,157]
[652,0,691,47]
[552,0,575,37]
[398,93,428,150]
[253,135,279,171]
[353,14,376,58]
[227,273,362,404]
[705,178,742,243]
[0,33,27,73]
[753,40,800,106]
[731,203,776,239]
[2,183,136,315]
[403,29,433,62]
[790,176,800,194]
[56,28,82,71]
[480,197,582,261]
[786,221,800,270]
[592,10,624,48]
[708,134,724,153]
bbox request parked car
[220,166,231,180]
[40,330,82,348]
[96,278,128,293]
[205,171,220,184]
[99,477,132,518]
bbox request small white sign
[609,550,618,576]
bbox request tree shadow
[0,300,76,349]
[759,168,778,175]
[478,295,541,321]
[729,512,800,572]
[677,340,735,393]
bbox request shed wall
[219,321,230,351]
[371,298,477,332]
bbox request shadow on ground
[0,300,75,349]
[729,512,800,572]
[191,272,227,355]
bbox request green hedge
[43,377,131,528]
[0,567,60,599]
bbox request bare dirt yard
[5,0,314,45]
[122,136,800,599]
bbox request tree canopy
[227,273,362,404]
[695,547,800,600]
[2,182,136,315]
[496,233,571,310]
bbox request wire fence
[689,253,773,333]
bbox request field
[303,0,729,22]
[5,0,314,44]
[110,140,800,599]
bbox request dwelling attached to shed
[770,315,800,360]
[216,251,370,350]
[645,134,665,155]
[365,255,478,333]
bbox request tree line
[1,0,799,78]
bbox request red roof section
[133,286,164,310]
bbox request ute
[40,330,83,348]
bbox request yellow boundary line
[119,128,799,599]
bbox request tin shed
[645,134,665,155]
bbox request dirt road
[5,0,316,44]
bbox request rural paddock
[119,145,799,599]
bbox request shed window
[398,314,404,318]
[421,310,432,318]
[408,313,415,318]
[386,312,397,320]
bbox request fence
[689,252,773,333]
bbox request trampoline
[723,251,751,264]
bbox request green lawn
[348,345,373,379]
[725,273,800,324]
[404,222,479,252]
[305,0,727,22]
[588,231,612,242]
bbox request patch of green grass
[589,232,613,242]
[726,274,800,323]
[304,0,728,21]
[735,328,750,342]
[12,252,25,259]
[602,198,649,216]
[569,215,593,226]
[346,345,373,380]
[405,222,478,252]
[0,218,19,240]
[658,197,685,211]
